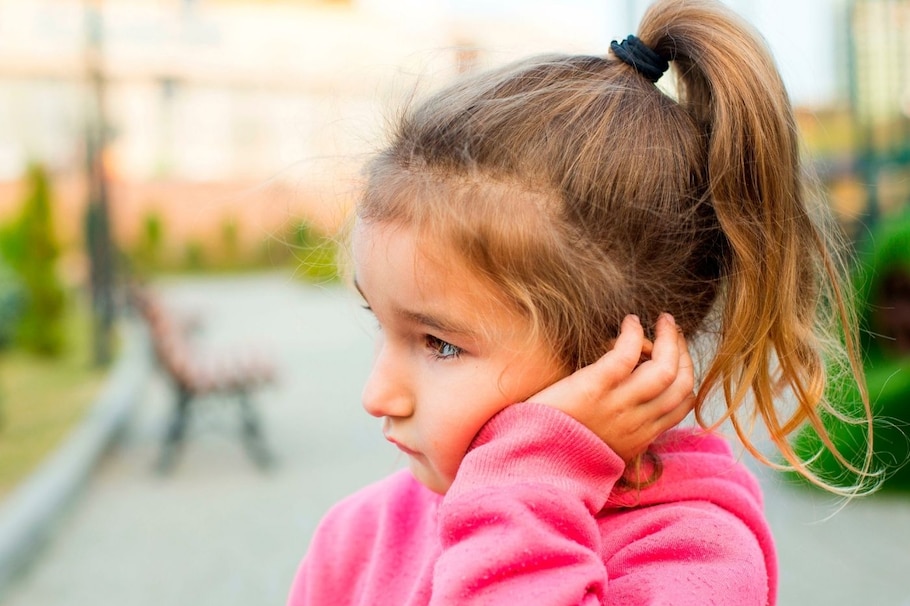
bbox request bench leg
[158,388,192,473]
[238,391,273,469]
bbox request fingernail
[629,314,640,324]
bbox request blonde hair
[357,0,875,494]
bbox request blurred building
[847,0,910,223]
[0,0,606,259]
[1,0,422,183]
[0,0,907,259]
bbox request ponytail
[639,0,876,493]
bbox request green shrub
[0,258,24,350]
[1,164,66,356]
[791,210,910,491]
[792,361,910,491]
[132,209,164,272]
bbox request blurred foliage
[791,210,910,491]
[794,106,909,239]
[796,107,856,159]
[0,164,66,357]
[122,210,340,283]
[221,216,239,263]
[183,240,205,271]
[130,208,165,273]
[288,220,340,283]
[0,259,25,351]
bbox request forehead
[352,220,522,335]
[353,219,473,296]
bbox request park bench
[130,286,276,472]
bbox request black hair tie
[610,35,669,83]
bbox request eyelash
[361,305,461,360]
[425,335,462,360]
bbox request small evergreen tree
[5,164,66,356]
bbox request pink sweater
[288,403,776,605]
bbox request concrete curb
[0,319,152,597]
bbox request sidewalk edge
[0,319,152,597]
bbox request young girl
[288,1,874,604]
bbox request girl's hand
[529,313,695,463]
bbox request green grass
[0,299,108,497]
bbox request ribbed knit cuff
[446,403,625,514]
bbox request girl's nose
[361,340,414,419]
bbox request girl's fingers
[531,312,696,461]
[528,314,646,410]
[638,336,654,359]
[643,313,680,372]
[661,390,696,427]
[653,329,695,415]
[593,314,646,379]
[641,371,696,425]
[620,314,681,401]
[614,319,695,422]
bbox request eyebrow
[354,278,478,338]
[398,309,477,337]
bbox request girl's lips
[385,434,418,456]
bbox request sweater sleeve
[431,403,625,606]
[431,404,773,606]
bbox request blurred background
[0,0,908,605]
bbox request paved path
[4,273,910,605]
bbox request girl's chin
[409,461,452,495]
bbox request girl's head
[355,0,874,492]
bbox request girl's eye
[425,335,462,360]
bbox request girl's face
[353,220,566,494]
